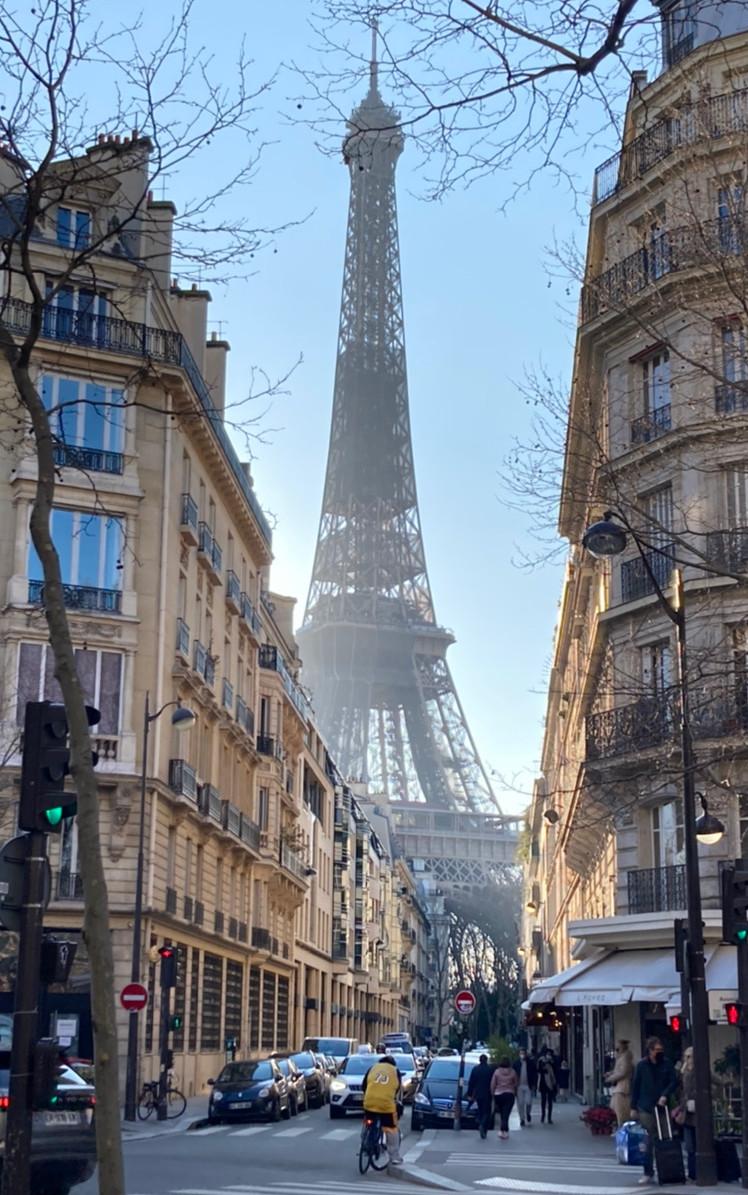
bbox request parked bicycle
[358,1113,390,1174]
[137,1074,187,1120]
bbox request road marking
[477,1180,647,1194]
[230,1124,272,1137]
[319,1127,356,1140]
[273,1125,312,1137]
[192,1125,232,1136]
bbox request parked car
[0,1020,97,1195]
[271,1055,307,1114]
[380,1032,413,1053]
[301,1036,358,1068]
[411,1056,479,1132]
[329,1054,403,1119]
[288,1051,328,1107]
[321,1053,339,1078]
[436,1047,458,1056]
[207,1058,290,1123]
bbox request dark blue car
[208,1058,290,1123]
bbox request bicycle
[358,1113,390,1174]
[137,1075,187,1120]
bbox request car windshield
[59,1064,90,1087]
[276,1060,290,1075]
[218,1061,272,1083]
[305,1038,350,1055]
[339,1056,379,1075]
[426,1060,476,1080]
[291,1053,316,1069]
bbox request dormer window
[662,1,695,68]
[56,206,91,250]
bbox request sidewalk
[121,1095,208,1139]
[395,1098,739,1194]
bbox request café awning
[527,948,682,1007]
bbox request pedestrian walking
[558,1058,570,1101]
[512,1047,537,1126]
[630,1036,678,1187]
[674,1046,696,1181]
[605,1039,634,1126]
[467,1053,494,1140]
[538,1050,557,1124]
[490,1056,518,1140]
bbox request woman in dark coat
[538,1050,557,1124]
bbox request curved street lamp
[581,508,719,1185]
[695,795,725,847]
[124,696,196,1122]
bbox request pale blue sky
[169,1,612,815]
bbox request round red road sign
[120,982,148,1012]
[454,989,476,1016]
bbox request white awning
[706,944,737,993]
[526,951,608,1006]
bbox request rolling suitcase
[653,1106,685,1186]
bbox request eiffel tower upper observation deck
[298,37,517,883]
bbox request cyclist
[362,1054,403,1164]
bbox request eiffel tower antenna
[369,16,379,94]
[298,38,516,885]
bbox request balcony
[628,865,686,914]
[214,910,225,934]
[240,592,261,637]
[197,522,223,583]
[238,920,248,943]
[236,696,255,737]
[180,493,199,545]
[228,916,238,940]
[222,678,234,712]
[168,758,197,801]
[198,783,222,823]
[53,443,124,475]
[586,685,748,761]
[582,218,748,322]
[592,86,748,206]
[56,870,83,900]
[192,640,215,687]
[222,800,242,838]
[252,926,272,951]
[259,644,311,723]
[240,814,260,852]
[707,527,748,573]
[715,382,748,415]
[256,733,281,758]
[165,887,177,914]
[630,404,671,445]
[194,900,204,926]
[280,842,308,882]
[620,543,675,603]
[225,569,241,614]
[184,895,194,921]
[175,617,190,659]
[28,579,121,614]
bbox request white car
[329,1055,404,1119]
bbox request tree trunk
[8,352,125,1195]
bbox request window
[201,953,222,1051]
[646,215,670,280]
[184,839,193,898]
[56,208,91,250]
[188,948,200,1052]
[642,350,670,415]
[41,374,125,472]
[248,965,261,1050]
[167,826,177,889]
[60,817,79,886]
[216,858,224,912]
[644,484,673,545]
[225,960,243,1048]
[16,641,122,734]
[663,1,695,67]
[196,845,204,902]
[261,971,277,1050]
[258,787,269,831]
[43,282,108,343]
[739,792,748,854]
[722,323,747,385]
[27,509,124,597]
[652,801,685,867]
[640,642,673,697]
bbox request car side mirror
[207,1078,215,1086]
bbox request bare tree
[0,4,289,1193]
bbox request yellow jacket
[363,1062,400,1113]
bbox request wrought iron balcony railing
[593,85,748,206]
[197,522,223,576]
[180,492,198,532]
[53,443,124,474]
[631,404,671,445]
[706,527,748,572]
[236,696,255,736]
[240,814,260,851]
[165,886,177,914]
[256,733,281,758]
[222,801,241,837]
[2,295,272,546]
[628,864,686,914]
[582,218,747,322]
[240,591,261,634]
[252,925,271,950]
[620,543,675,603]
[222,678,234,712]
[198,783,222,823]
[176,617,190,657]
[29,579,121,613]
[225,569,241,611]
[168,758,197,801]
[715,381,748,415]
[586,685,748,761]
[259,644,311,722]
[281,842,308,881]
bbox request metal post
[738,936,748,1189]
[453,1035,465,1131]
[674,574,716,1187]
[124,692,150,1122]
[1,831,47,1195]
[157,971,171,1120]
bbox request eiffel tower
[298,36,517,886]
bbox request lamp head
[171,705,196,732]
[695,797,724,846]
[582,517,627,559]
[543,808,560,825]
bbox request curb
[121,1115,205,1141]
[388,1163,471,1191]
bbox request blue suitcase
[615,1120,648,1166]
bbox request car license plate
[438,1110,454,1118]
[350,1092,362,1102]
[45,1111,80,1125]
[229,1102,248,1110]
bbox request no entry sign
[454,989,476,1016]
[120,982,148,1012]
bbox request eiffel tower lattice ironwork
[299,41,511,875]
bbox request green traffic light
[738,928,748,942]
[45,807,63,828]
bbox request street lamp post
[123,694,195,1122]
[583,512,723,1188]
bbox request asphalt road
[75,1104,414,1195]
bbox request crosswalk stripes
[171,1183,409,1195]
[194,1123,362,1141]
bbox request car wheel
[411,1113,424,1133]
[329,1105,344,1119]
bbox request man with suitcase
[630,1037,679,1186]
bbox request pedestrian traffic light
[721,864,748,944]
[40,938,77,985]
[169,1014,183,1032]
[668,1012,683,1033]
[19,701,100,833]
[159,945,177,988]
[31,1039,61,1109]
[725,1002,743,1026]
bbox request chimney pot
[132,128,139,140]
[211,330,217,341]
[148,189,153,202]
[98,133,105,145]
[192,283,197,291]
[114,134,121,145]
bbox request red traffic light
[669,1014,682,1033]
[158,946,174,959]
[726,1002,741,1026]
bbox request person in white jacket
[605,1040,634,1126]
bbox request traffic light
[169,1014,183,1032]
[721,864,748,944]
[40,938,77,986]
[726,1002,743,1027]
[31,1039,61,1109]
[159,945,177,988]
[19,701,100,833]
[668,1013,682,1034]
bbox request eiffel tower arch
[297,40,518,889]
